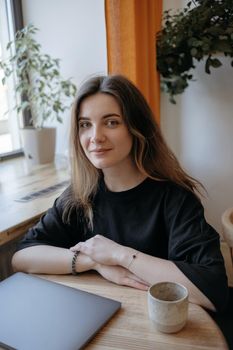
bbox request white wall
[22,0,107,155]
[161,1,233,233]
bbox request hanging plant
[156,0,233,103]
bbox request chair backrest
[222,207,233,249]
[221,207,233,287]
[220,209,233,349]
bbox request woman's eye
[106,120,119,127]
[79,121,91,128]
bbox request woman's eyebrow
[79,113,121,120]
[102,113,121,119]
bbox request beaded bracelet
[71,251,80,275]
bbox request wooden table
[0,156,69,246]
[38,272,228,350]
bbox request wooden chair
[221,207,233,280]
[207,208,233,350]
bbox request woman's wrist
[93,262,101,272]
[75,252,98,273]
[119,247,139,269]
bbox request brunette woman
[12,75,228,312]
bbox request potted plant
[156,0,233,103]
[0,24,77,164]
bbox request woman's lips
[90,148,111,155]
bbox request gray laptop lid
[0,272,121,350]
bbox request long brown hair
[63,74,203,228]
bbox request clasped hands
[70,234,148,290]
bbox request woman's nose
[90,126,105,144]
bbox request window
[0,0,22,157]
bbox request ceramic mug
[148,281,189,333]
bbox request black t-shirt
[18,178,229,311]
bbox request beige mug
[148,281,189,333]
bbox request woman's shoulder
[54,184,86,226]
[148,178,201,205]
[51,184,77,220]
[147,178,192,194]
[56,185,73,207]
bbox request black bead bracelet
[71,251,80,275]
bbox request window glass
[0,0,21,156]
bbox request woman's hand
[95,264,149,290]
[70,236,149,290]
[70,235,126,266]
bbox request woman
[12,74,228,312]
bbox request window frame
[0,0,24,160]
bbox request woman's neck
[103,164,147,192]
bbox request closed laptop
[0,272,121,350]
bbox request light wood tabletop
[0,156,69,245]
[38,272,228,350]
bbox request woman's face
[78,93,133,171]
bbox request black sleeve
[164,185,229,312]
[17,188,83,251]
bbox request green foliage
[0,24,77,127]
[156,0,233,103]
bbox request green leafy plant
[156,0,233,103]
[0,24,77,127]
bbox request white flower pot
[21,127,56,166]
